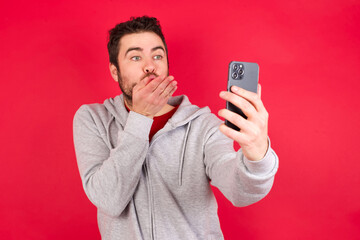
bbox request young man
[73,16,279,240]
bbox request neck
[155,104,175,116]
[124,99,174,117]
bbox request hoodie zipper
[144,125,177,240]
[144,161,155,240]
[142,116,194,239]
[178,121,192,186]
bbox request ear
[109,63,119,82]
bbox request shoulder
[73,96,120,131]
[74,103,108,122]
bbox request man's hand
[132,75,177,118]
[218,85,269,161]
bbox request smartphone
[225,61,259,131]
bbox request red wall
[1,0,359,239]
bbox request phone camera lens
[238,69,244,76]
[232,72,238,79]
[233,64,238,70]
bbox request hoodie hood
[103,94,211,129]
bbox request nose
[143,59,156,74]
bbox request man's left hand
[218,84,269,161]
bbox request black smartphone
[225,61,259,131]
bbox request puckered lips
[147,74,158,81]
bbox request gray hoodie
[73,94,279,240]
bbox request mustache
[142,72,159,80]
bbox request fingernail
[219,91,225,97]
[232,86,239,91]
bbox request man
[73,16,279,240]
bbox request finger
[219,123,246,143]
[230,85,266,113]
[219,91,258,119]
[148,75,170,90]
[257,83,261,99]
[134,77,152,92]
[136,75,165,95]
[166,85,177,98]
[218,108,249,131]
[153,75,175,95]
[160,80,177,98]
[219,123,255,147]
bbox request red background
[1,0,360,239]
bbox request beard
[116,70,135,106]
[116,69,168,107]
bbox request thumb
[257,83,262,99]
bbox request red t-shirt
[125,105,179,141]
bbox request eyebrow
[125,46,165,56]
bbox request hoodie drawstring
[178,121,192,186]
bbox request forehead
[119,32,165,54]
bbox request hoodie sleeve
[204,120,279,207]
[73,105,153,217]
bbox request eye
[131,56,141,61]
[153,55,163,60]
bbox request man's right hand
[131,75,177,118]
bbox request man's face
[111,31,169,105]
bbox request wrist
[244,138,269,161]
[133,110,154,119]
